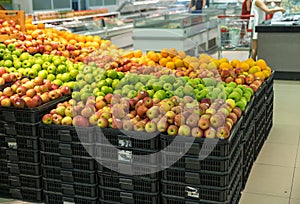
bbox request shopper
[241,0,252,19]
[250,0,285,60]
[188,0,206,13]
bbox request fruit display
[0,76,70,108]
[0,67,21,87]
[0,19,22,35]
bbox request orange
[219,57,229,64]
[255,59,267,70]
[245,58,255,67]
[133,50,143,58]
[85,35,94,42]
[160,48,169,58]
[254,71,266,80]
[262,70,271,78]
[166,61,175,69]
[230,59,240,68]
[37,23,45,29]
[159,58,168,67]
[189,62,199,70]
[69,39,77,45]
[148,52,159,62]
[174,59,184,68]
[177,51,186,59]
[238,62,250,72]
[207,62,218,70]
[219,62,232,70]
[248,66,261,74]
[77,35,86,43]
[199,63,208,69]
[168,48,178,58]
[147,60,156,66]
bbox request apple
[143,97,153,108]
[26,89,37,98]
[216,126,230,139]
[198,116,210,130]
[12,97,25,108]
[227,112,238,124]
[134,121,145,131]
[210,114,225,128]
[97,117,109,128]
[186,113,199,127]
[3,87,13,97]
[42,114,53,124]
[146,106,160,120]
[52,114,63,125]
[137,91,149,100]
[112,118,123,129]
[178,125,191,136]
[145,121,157,133]
[232,107,242,118]
[191,127,203,138]
[136,105,148,119]
[122,120,134,131]
[204,127,216,138]
[157,117,168,133]
[1,98,11,107]
[174,114,185,126]
[167,125,179,136]
[73,115,89,127]
[62,116,73,126]
[26,97,39,108]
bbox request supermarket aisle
[0,52,299,204]
[239,80,300,204]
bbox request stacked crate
[40,124,98,204]
[265,71,275,139]
[160,118,243,204]
[253,82,267,159]
[241,97,255,188]
[97,128,161,204]
[0,96,67,202]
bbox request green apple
[101,86,113,94]
[34,53,42,58]
[3,53,12,61]
[69,69,78,80]
[163,83,173,91]
[127,90,137,98]
[112,79,119,90]
[152,82,163,91]
[20,53,30,61]
[4,59,13,67]
[13,61,22,69]
[153,90,166,100]
[8,67,16,73]
[57,64,67,74]
[32,64,42,72]
[97,80,108,89]
[53,79,63,86]
[52,57,62,66]
[174,87,184,98]
[38,70,48,79]
[84,73,94,83]
[147,90,155,98]
[117,72,124,80]
[134,82,144,91]
[7,44,16,52]
[107,70,118,79]
[61,73,71,82]
[127,73,139,84]
[0,44,6,49]
[47,74,56,81]
[47,64,57,74]
[28,69,38,78]
[105,78,113,87]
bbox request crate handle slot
[61,170,74,182]
[185,142,199,155]
[63,197,75,203]
[62,183,75,196]
[120,177,134,191]
[8,163,20,174]
[1,111,16,122]
[9,188,22,199]
[185,172,201,184]
[185,157,201,170]
[58,129,72,142]
[120,192,134,203]
[60,157,73,169]
[9,175,21,187]
[59,143,72,156]
[4,123,16,136]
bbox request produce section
[0,9,275,204]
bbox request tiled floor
[1,51,300,203]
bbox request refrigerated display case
[133,13,209,55]
[256,0,300,79]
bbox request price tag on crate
[185,186,199,199]
[118,150,132,162]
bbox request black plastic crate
[0,171,8,185]
[9,174,41,189]
[161,173,243,204]
[0,95,70,123]
[0,159,8,172]
[254,106,266,159]
[0,184,10,198]
[254,82,266,110]
[162,147,242,187]
[6,148,40,163]
[99,128,160,151]
[161,129,241,172]
[98,172,159,193]
[9,187,43,202]
[40,123,96,143]
[95,144,159,166]
[43,178,97,197]
[44,191,98,204]
[242,96,254,118]
[8,161,40,175]
[43,165,97,184]
[2,122,40,137]
[0,121,5,134]
[160,117,242,158]
[41,152,95,171]
[242,122,255,167]
[99,186,160,204]
[161,170,242,203]
[3,134,39,150]
[0,147,7,160]
[97,161,160,180]
[40,138,94,157]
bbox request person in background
[188,0,206,13]
[242,0,252,19]
[250,0,285,60]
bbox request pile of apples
[0,19,22,35]
[0,67,21,86]
[0,76,71,108]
